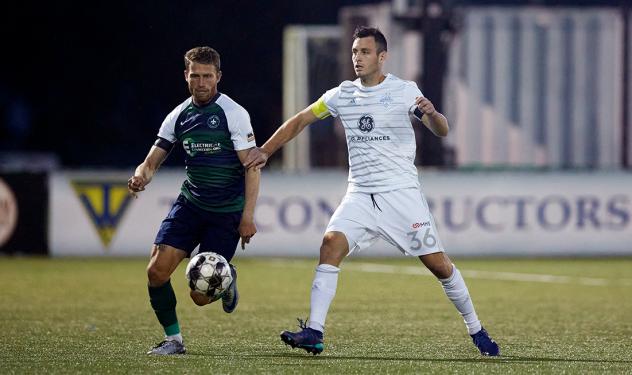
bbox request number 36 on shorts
[407,228,437,251]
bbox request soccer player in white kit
[244,26,499,356]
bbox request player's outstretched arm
[237,148,261,249]
[127,145,168,198]
[415,97,449,137]
[243,106,319,169]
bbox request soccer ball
[185,252,233,300]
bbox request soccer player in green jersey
[128,46,260,355]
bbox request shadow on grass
[186,352,632,364]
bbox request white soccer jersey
[312,74,423,193]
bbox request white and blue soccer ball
[185,252,233,299]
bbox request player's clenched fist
[415,96,436,116]
[127,175,147,198]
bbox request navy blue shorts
[154,194,242,261]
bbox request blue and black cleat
[470,327,500,356]
[280,318,324,355]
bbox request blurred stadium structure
[282,0,632,171]
[446,7,623,168]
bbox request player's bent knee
[322,231,348,248]
[147,264,171,286]
[319,232,349,265]
[435,262,453,279]
[320,238,342,254]
[420,253,454,279]
[424,260,452,279]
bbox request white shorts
[326,187,445,257]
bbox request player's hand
[243,147,269,170]
[127,175,147,198]
[238,217,257,250]
[415,96,436,117]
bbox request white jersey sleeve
[157,99,190,143]
[225,103,256,151]
[404,81,424,116]
[311,86,341,119]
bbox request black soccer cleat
[470,327,500,356]
[280,318,324,355]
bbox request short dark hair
[184,46,221,71]
[353,26,387,54]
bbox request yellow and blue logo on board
[71,181,132,248]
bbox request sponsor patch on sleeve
[247,132,255,142]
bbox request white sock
[308,264,340,333]
[166,333,183,343]
[439,265,482,335]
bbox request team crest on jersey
[207,115,220,129]
[379,93,393,107]
[71,181,133,249]
[358,114,375,133]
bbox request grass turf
[1,257,631,374]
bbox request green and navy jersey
[157,93,256,212]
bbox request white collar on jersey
[352,73,393,91]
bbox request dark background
[0,0,625,168]
[1,0,386,168]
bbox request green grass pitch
[1,257,631,374]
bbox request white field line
[268,260,632,287]
[345,263,632,287]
